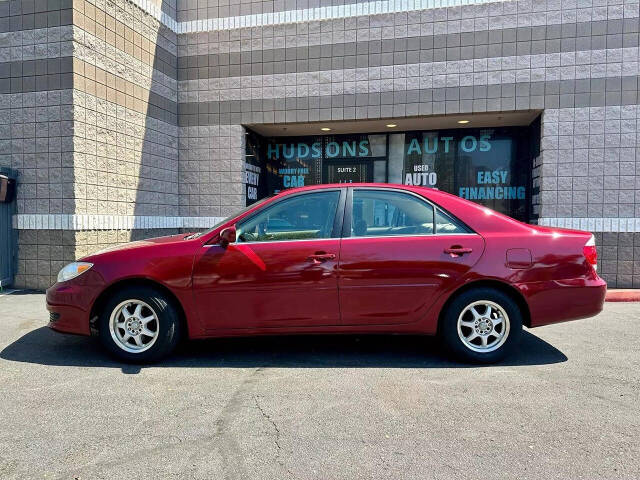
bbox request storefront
[7,0,637,291]
[245,119,540,223]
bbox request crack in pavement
[253,394,282,451]
[49,368,265,480]
[253,394,294,478]
[213,367,265,480]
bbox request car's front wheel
[98,286,181,363]
[440,287,523,363]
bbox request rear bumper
[46,281,97,336]
[518,274,607,328]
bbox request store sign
[402,128,531,220]
[247,125,536,222]
[279,166,310,188]
[267,140,372,160]
[459,170,526,200]
[244,163,261,201]
[404,164,438,187]
[405,135,492,155]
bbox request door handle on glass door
[307,253,336,264]
[444,246,473,257]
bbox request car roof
[277,183,432,195]
[276,183,461,205]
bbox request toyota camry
[46,184,606,363]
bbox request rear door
[337,187,484,326]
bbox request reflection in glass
[247,121,538,223]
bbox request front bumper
[519,274,607,328]
[46,277,101,336]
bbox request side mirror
[219,225,237,248]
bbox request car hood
[84,233,197,257]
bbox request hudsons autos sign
[267,139,373,160]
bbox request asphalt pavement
[0,291,638,480]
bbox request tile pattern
[0,0,74,33]
[176,19,640,78]
[539,105,640,220]
[540,217,640,232]
[0,90,74,215]
[178,123,246,217]
[175,0,640,288]
[177,0,401,23]
[14,228,179,288]
[3,0,182,288]
[72,89,179,217]
[175,0,503,31]
[594,232,640,289]
[13,213,224,229]
[75,0,178,80]
[71,0,180,219]
[4,0,640,289]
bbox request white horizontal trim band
[12,214,225,231]
[177,0,501,34]
[12,214,640,233]
[127,0,178,32]
[127,0,639,35]
[127,0,514,34]
[538,217,640,233]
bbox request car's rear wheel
[98,287,181,363]
[440,287,522,363]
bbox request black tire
[98,286,181,363]
[440,287,522,364]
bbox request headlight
[57,262,93,283]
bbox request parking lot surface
[0,291,638,480]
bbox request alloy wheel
[109,300,160,353]
[456,300,510,353]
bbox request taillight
[583,234,598,270]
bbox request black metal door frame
[0,167,17,289]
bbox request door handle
[444,246,473,257]
[307,253,336,264]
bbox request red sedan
[46,184,606,363]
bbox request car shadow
[0,327,567,374]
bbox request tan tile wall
[6,0,181,289]
[15,228,179,288]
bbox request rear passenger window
[351,190,434,237]
[435,208,470,234]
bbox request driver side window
[237,191,341,243]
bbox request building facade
[0,0,639,289]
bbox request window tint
[435,208,470,234]
[237,191,341,242]
[351,190,434,237]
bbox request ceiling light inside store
[320,127,331,131]
[386,124,397,128]
[457,120,470,124]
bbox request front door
[192,189,345,330]
[338,188,485,325]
